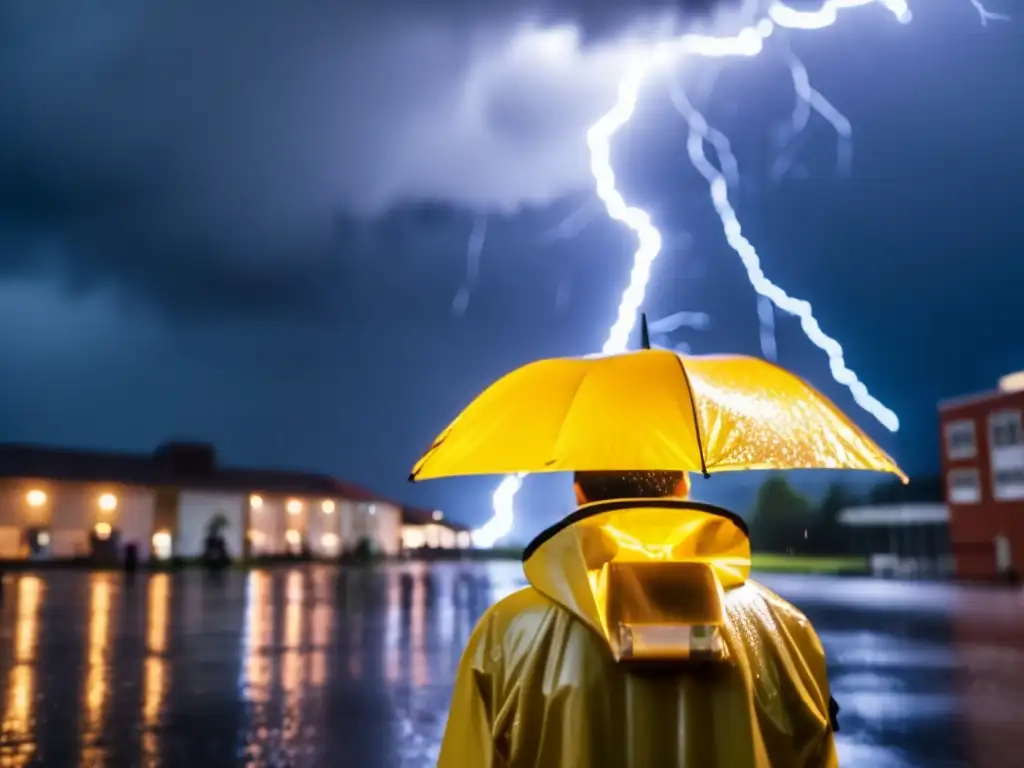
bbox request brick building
[938,372,1024,581]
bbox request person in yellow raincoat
[438,469,840,767]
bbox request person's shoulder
[739,579,827,665]
[473,585,560,641]
[458,585,562,679]
[743,579,815,628]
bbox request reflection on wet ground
[0,564,1020,766]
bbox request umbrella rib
[544,369,592,469]
[671,354,710,478]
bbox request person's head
[573,470,690,505]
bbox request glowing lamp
[152,531,172,559]
[25,489,47,508]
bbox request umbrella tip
[640,313,650,350]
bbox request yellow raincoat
[438,499,839,767]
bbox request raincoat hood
[523,498,751,664]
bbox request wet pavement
[0,564,1021,767]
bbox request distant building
[401,506,472,551]
[838,502,952,578]
[938,372,1024,581]
[0,442,404,562]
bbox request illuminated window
[989,410,1023,450]
[320,533,340,551]
[402,527,426,549]
[37,531,51,547]
[432,510,443,521]
[367,503,376,516]
[94,522,112,540]
[249,494,263,509]
[286,499,303,515]
[456,531,471,549]
[285,529,301,546]
[993,468,1024,502]
[947,468,981,505]
[439,527,456,549]
[944,420,976,460]
[97,493,118,512]
[321,499,335,514]
[25,489,47,508]
[152,531,173,560]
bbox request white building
[0,442,403,561]
[400,507,472,551]
[838,502,952,578]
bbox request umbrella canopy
[410,348,905,482]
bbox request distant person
[438,470,839,767]
[123,542,139,575]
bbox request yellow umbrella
[410,344,905,482]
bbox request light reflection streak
[348,573,364,680]
[437,569,454,649]
[281,570,306,741]
[384,570,401,683]
[4,576,43,754]
[142,574,171,763]
[84,575,113,739]
[411,570,428,687]
[309,570,333,687]
[241,571,273,704]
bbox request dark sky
[1,0,1020,538]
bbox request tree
[748,476,814,554]
[806,483,857,556]
[868,475,942,504]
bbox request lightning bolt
[452,215,488,318]
[472,0,999,548]
[668,84,778,360]
[968,0,1009,25]
[670,77,898,426]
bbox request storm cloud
[0,0,759,315]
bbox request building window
[989,410,1023,450]
[152,531,173,560]
[993,468,1024,502]
[944,420,977,460]
[947,468,981,504]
